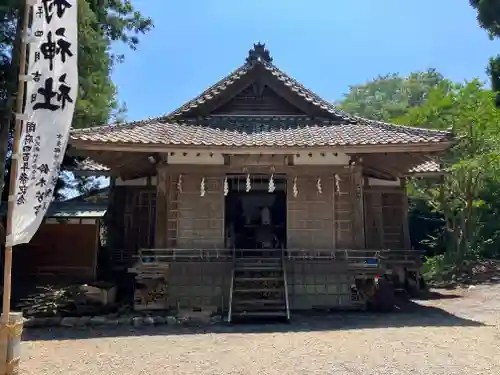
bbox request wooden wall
[287,175,335,248]
[153,166,365,251]
[175,174,224,248]
[211,85,305,115]
[108,185,156,265]
[13,223,99,281]
[115,165,409,255]
[364,185,409,250]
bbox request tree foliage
[398,81,500,260]
[338,69,453,121]
[0,0,152,201]
[470,0,500,103]
[339,72,500,281]
[470,0,500,40]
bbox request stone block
[132,317,143,327]
[77,316,92,326]
[166,316,177,325]
[153,316,165,325]
[61,317,79,327]
[45,317,61,326]
[118,316,132,325]
[90,316,107,326]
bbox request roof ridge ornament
[246,42,273,64]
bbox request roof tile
[71,116,452,147]
[70,48,453,148]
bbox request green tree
[470,0,500,39]
[338,69,452,121]
[0,1,152,200]
[339,71,500,281]
[397,81,500,278]
[469,1,500,101]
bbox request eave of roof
[67,158,111,176]
[0,202,107,218]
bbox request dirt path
[21,285,500,375]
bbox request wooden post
[400,178,411,249]
[155,164,168,248]
[2,0,30,323]
[1,2,30,374]
[351,165,365,249]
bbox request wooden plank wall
[331,168,365,249]
[155,172,225,249]
[109,185,156,265]
[364,185,408,249]
[13,223,98,280]
[121,165,370,254]
[287,175,335,248]
[155,170,178,248]
[211,85,305,115]
[286,167,364,250]
[177,174,224,248]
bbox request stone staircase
[228,249,290,323]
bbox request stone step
[234,277,283,282]
[235,265,283,271]
[234,288,283,293]
[232,311,288,318]
[235,257,281,262]
[232,299,285,305]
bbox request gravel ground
[21,285,500,375]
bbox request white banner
[10,0,78,245]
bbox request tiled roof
[70,44,453,148]
[48,203,107,218]
[0,202,107,218]
[72,158,110,172]
[71,116,452,147]
[408,160,442,174]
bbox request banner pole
[2,0,31,325]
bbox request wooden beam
[70,140,454,154]
[157,164,347,176]
[356,152,428,178]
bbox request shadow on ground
[411,290,462,300]
[22,298,487,342]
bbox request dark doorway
[224,175,286,254]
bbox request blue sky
[111,0,500,122]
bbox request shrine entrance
[224,174,287,255]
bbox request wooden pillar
[351,165,365,249]
[400,178,411,249]
[155,165,168,248]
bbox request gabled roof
[70,43,453,149]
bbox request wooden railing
[133,248,423,268]
[137,248,233,263]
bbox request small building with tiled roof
[69,43,453,318]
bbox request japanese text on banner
[10,0,78,246]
